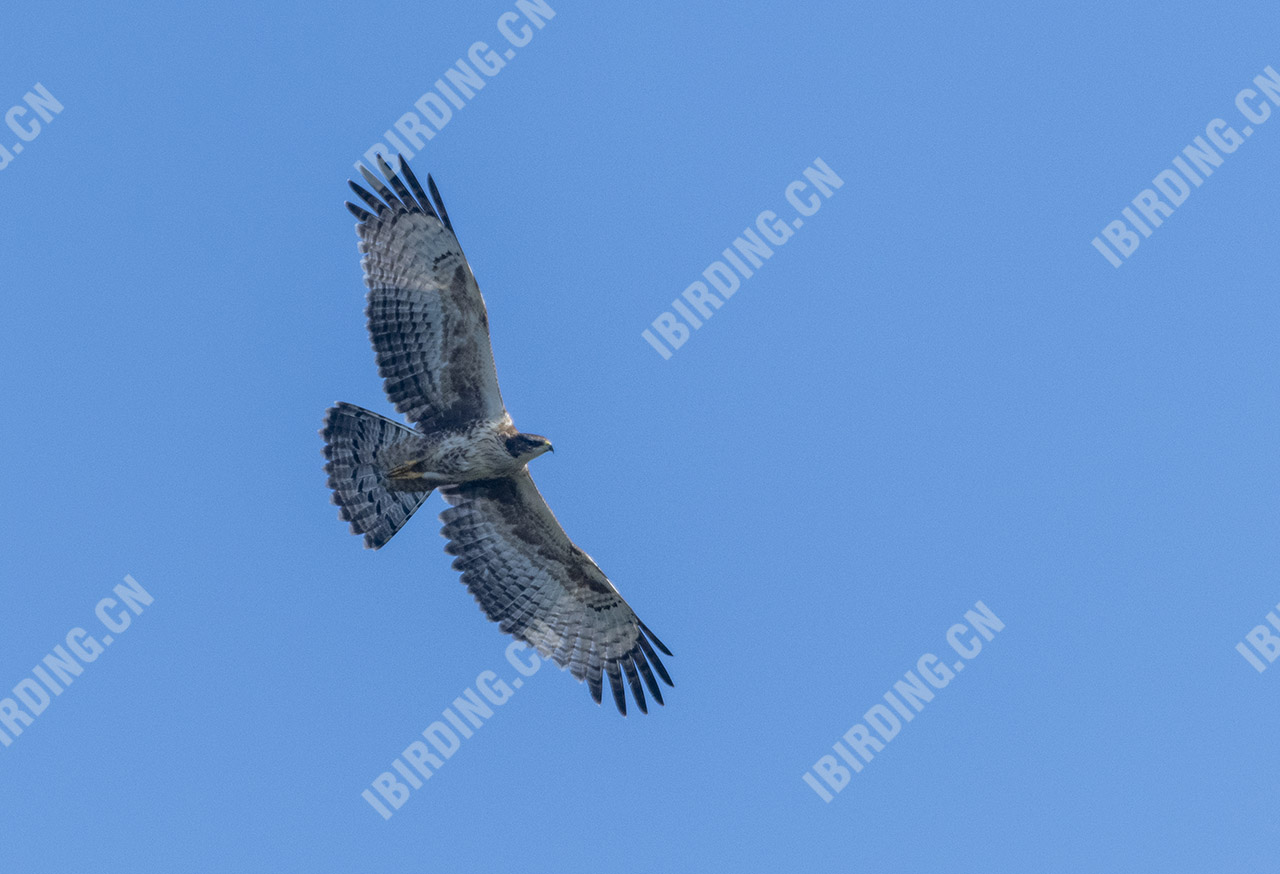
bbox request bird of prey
[320,156,672,715]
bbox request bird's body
[377,417,549,492]
[320,156,671,715]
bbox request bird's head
[505,432,554,463]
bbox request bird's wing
[345,156,507,433]
[439,470,673,715]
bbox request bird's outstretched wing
[439,471,673,715]
[346,156,507,433]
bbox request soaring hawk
[320,156,672,715]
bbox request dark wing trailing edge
[346,156,507,434]
[439,471,673,715]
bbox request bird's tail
[321,402,430,549]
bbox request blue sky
[3,1,1280,871]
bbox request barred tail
[321,402,429,549]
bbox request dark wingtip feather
[374,153,395,182]
[587,665,603,705]
[358,164,399,209]
[371,155,404,208]
[347,180,384,213]
[426,173,453,231]
[345,201,373,222]
[638,619,672,656]
[631,647,664,706]
[379,155,416,208]
[398,157,435,217]
[621,657,648,715]
[605,662,627,716]
[636,634,673,687]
